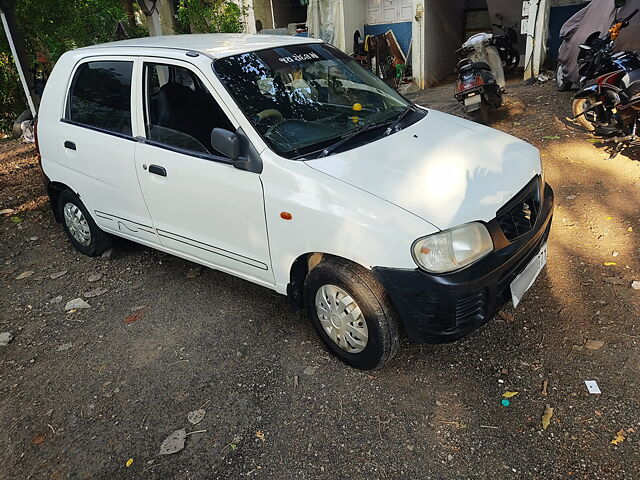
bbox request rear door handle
[64,140,76,150]
[148,164,167,177]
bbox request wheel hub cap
[63,203,91,246]
[315,284,368,353]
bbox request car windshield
[213,43,413,158]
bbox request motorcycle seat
[458,61,492,73]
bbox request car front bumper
[372,179,554,344]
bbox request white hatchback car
[37,34,554,369]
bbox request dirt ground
[1,79,639,480]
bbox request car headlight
[412,222,494,273]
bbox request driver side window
[144,62,234,157]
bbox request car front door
[133,58,274,285]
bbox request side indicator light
[280,212,292,220]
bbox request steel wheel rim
[63,203,91,246]
[315,284,368,353]
[578,99,598,126]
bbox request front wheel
[303,258,400,370]
[572,97,597,132]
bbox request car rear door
[132,57,274,286]
[57,57,158,245]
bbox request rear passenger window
[66,61,133,136]
[144,62,234,156]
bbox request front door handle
[64,140,76,150]
[148,164,167,177]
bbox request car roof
[79,33,323,58]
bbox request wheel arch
[286,252,371,313]
[47,181,76,222]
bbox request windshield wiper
[383,104,418,137]
[316,122,391,158]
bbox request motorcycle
[572,9,640,155]
[575,8,639,88]
[454,32,505,124]
[492,20,520,73]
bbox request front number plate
[510,243,547,308]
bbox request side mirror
[615,0,626,7]
[211,128,240,160]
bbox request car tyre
[303,258,400,370]
[58,189,112,256]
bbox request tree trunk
[121,0,136,29]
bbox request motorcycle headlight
[412,222,494,273]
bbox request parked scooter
[492,20,520,73]
[572,9,640,155]
[454,33,505,124]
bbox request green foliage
[0,52,25,133]
[0,0,146,132]
[177,0,245,34]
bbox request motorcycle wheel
[470,103,489,125]
[572,98,597,132]
[556,65,572,92]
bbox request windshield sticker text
[278,53,320,64]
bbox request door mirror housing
[211,128,240,160]
[210,127,263,174]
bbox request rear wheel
[58,190,112,257]
[303,258,400,370]
[556,64,572,91]
[572,97,597,132]
[470,103,489,125]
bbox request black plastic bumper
[372,181,554,344]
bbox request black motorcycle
[573,10,640,156]
[492,21,519,73]
[575,9,639,88]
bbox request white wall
[343,0,367,54]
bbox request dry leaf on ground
[159,428,186,455]
[187,409,206,425]
[541,405,554,430]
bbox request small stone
[186,266,202,279]
[407,445,415,451]
[100,248,113,260]
[88,273,103,282]
[29,236,38,241]
[585,339,605,350]
[50,295,63,304]
[303,366,318,376]
[29,358,35,364]
[50,270,67,280]
[612,251,620,257]
[565,195,576,200]
[15,270,35,280]
[65,298,91,311]
[0,332,14,346]
[84,288,108,298]
[632,281,640,290]
[447,454,453,461]
[56,343,73,352]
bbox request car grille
[496,177,541,241]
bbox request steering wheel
[256,109,284,124]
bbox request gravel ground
[1,79,639,480]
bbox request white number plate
[464,94,482,107]
[510,243,547,308]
